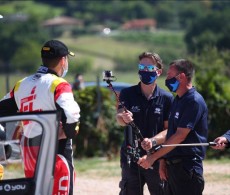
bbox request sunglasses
[138,64,158,72]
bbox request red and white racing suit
[0,66,80,195]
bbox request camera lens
[105,70,112,77]
[102,70,116,82]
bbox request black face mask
[165,77,180,92]
[138,71,157,85]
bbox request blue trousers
[165,161,204,195]
[119,162,163,195]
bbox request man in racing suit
[0,40,80,195]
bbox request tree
[185,10,230,54]
[191,47,230,157]
[0,14,49,73]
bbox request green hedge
[73,86,124,158]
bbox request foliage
[37,0,155,25]
[177,1,207,29]
[33,0,212,30]
[113,31,185,48]
[0,14,49,73]
[0,1,64,73]
[69,56,93,75]
[191,47,230,158]
[11,41,41,73]
[154,2,178,29]
[185,9,230,54]
[0,1,63,17]
[0,0,207,74]
[73,86,124,158]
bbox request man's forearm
[151,128,190,161]
[152,130,167,145]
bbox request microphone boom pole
[103,71,144,141]
[154,142,216,151]
[103,70,152,169]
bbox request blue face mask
[138,71,157,85]
[165,77,180,92]
[61,66,68,78]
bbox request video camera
[102,70,116,83]
[126,146,140,164]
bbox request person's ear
[156,69,162,76]
[61,57,66,66]
[179,73,186,80]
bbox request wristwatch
[151,138,157,147]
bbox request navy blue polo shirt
[166,87,208,175]
[118,83,173,163]
[223,130,230,147]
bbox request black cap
[41,40,75,59]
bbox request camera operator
[116,52,173,195]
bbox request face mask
[61,65,68,78]
[75,79,80,83]
[138,71,157,85]
[165,77,180,92]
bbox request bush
[191,47,230,158]
[73,86,123,158]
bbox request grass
[62,30,186,59]
[75,157,121,178]
[74,157,230,182]
[3,157,230,179]
[62,36,150,59]
[3,163,25,179]
[75,156,229,173]
[61,31,186,72]
[0,30,186,97]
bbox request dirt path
[203,161,230,195]
[74,161,230,195]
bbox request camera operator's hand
[137,154,155,169]
[212,136,228,150]
[141,138,152,151]
[159,159,168,181]
[141,137,158,151]
[120,110,133,124]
